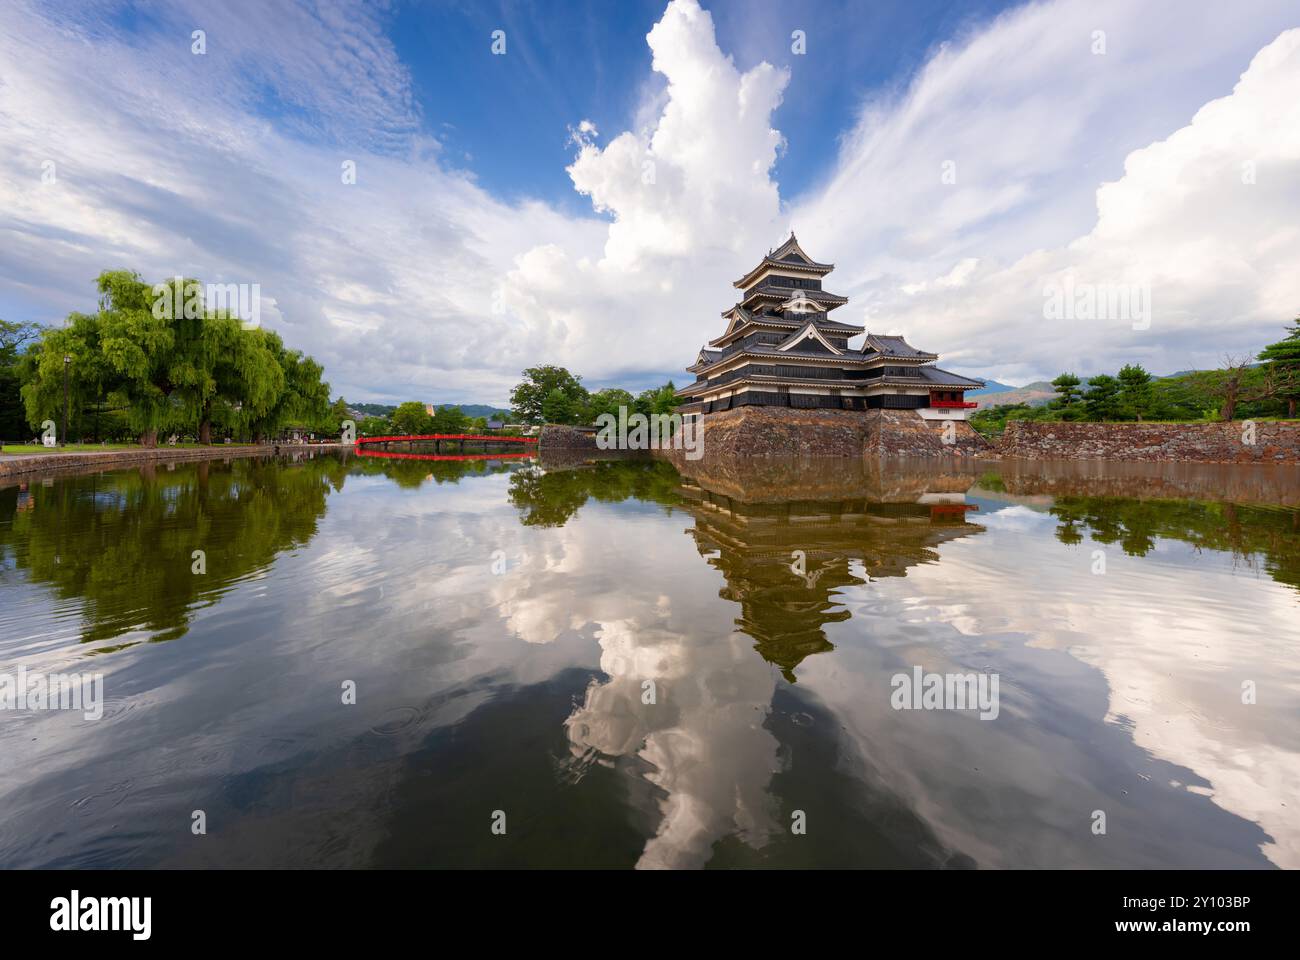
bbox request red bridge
[356,433,537,445]
[355,433,538,455]
[354,450,535,462]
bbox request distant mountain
[974,380,1058,410]
[349,402,396,417]
[346,401,510,420]
[456,404,512,419]
[966,379,1017,396]
[970,367,1227,411]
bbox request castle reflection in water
[675,459,984,681]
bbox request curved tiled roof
[742,286,848,306]
[860,334,938,360]
[707,315,863,348]
[912,365,985,388]
[733,233,835,288]
[774,321,844,355]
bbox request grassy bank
[2,442,257,455]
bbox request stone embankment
[999,421,1300,464]
[686,407,872,457]
[649,407,990,459]
[537,425,600,452]
[0,443,353,480]
[865,409,992,457]
[545,412,1300,465]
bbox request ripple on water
[92,698,141,726]
[146,746,229,777]
[368,705,425,738]
[69,778,133,816]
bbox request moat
[1,451,1298,868]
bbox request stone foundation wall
[543,414,1297,465]
[999,421,1300,464]
[537,425,601,452]
[651,407,991,460]
[688,406,871,458]
[865,409,993,458]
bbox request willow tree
[95,270,179,446]
[189,318,284,443]
[145,277,284,444]
[165,280,234,444]
[23,270,329,445]
[1,319,39,439]
[20,310,113,443]
[244,332,330,441]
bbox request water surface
[1,451,1297,868]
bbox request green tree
[191,313,284,443]
[634,381,679,417]
[1116,364,1153,420]
[430,404,469,433]
[150,277,262,444]
[1150,373,1219,421]
[1084,374,1121,421]
[541,387,575,424]
[1258,318,1300,418]
[1194,356,1277,422]
[357,415,391,436]
[588,387,635,422]
[244,332,327,442]
[0,320,40,440]
[315,397,350,436]
[93,270,183,445]
[1050,372,1083,408]
[391,401,433,434]
[510,365,587,424]
[20,311,114,443]
[20,271,330,445]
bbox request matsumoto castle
[675,235,983,419]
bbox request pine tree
[1084,374,1121,420]
[1050,372,1082,407]
[1117,364,1153,421]
[1258,318,1300,418]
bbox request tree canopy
[507,365,679,426]
[510,365,587,424]
[16,270,332,445]
[1258,318,1300,417]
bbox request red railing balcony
[928,400,978,409]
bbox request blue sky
[393,0,1019,214]
[2,0,1299,406]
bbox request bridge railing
[355,434,538,445]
